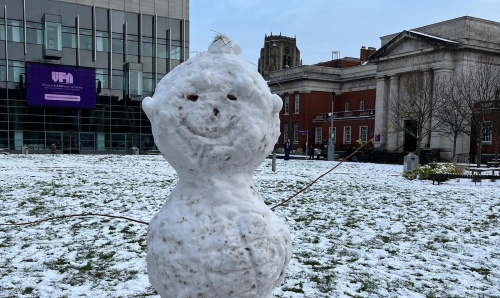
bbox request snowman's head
[142,35,282,178]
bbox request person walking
[284,139,291,161]
[51,143,56,154]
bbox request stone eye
[227,94,237,101]
[187,94,198,101]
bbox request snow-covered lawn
[1,154,499,297]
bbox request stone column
[374,76,389,148]
[387,75,400,151]
[431,67,455,160]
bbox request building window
[315,127,322,143]
[294,93,300,114]
[26,22,43,45]
[344,126,351,143]
[360,100,365,111]
[143,73,155,93]
[284,95,290,115]
[283,123,289,143]
[112,33,124,54]
[8,20,23,42]
[345,101,350,111]
[44,21,62,51]
[360,126,368,143]
[62,27,77,49]
[157,39,168,58]
[127,35,139,55]
[96,31,109,52]
[0,21,5,41]
[79,29,93,50]
[293,123,299,143]
[483,121,492,143]
[329,127,336,144]
[142,37,154,57]
[171,46,182,60]
[8,61,24,83]
[96,69,109,89]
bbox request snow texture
[142,35,290,298]
[0,155,499,297]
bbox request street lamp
[327,92,335,161]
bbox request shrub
[402,162,460,181]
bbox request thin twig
[1,213,149,226]
[271,128,390,211]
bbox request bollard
[272,153,276,172]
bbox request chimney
[360,46,377,62]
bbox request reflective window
[96,31,109,52]
[80,29,93,50]
[0,22,4,40]
[26,28,43,45]
[360,126,368,143]
[293,123,299,143]
[344,126,351,143]
[142,41,154,57]
[143,73,154,92]
[126,69,143,96]
[157,41,167,59]
[8,20,23,42]
[284,95,289,115]
[294,93,300,114]
[112,75,123,90]
[283,124,289,143]
[62,27,77,48]
[171,46,181,60]
[127,35,139,56]
[483,121,492,143]
[44,21,62,50]
[8,61,25,83]
[315,127,322,143]
[96,69,109,89]
[112,33,124,54]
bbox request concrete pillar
[374,76,388,148]
[387,75,400,151]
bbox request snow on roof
[408,30,459,44]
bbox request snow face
[142,35,282,179]
[142,36,290,298]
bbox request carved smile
[180,116,239,139]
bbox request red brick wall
[276,89,376,153]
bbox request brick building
[265,16,500,162]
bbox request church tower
[258,33,301,80]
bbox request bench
[487,160,500,168]
[428,173,499,185]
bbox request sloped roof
[369,30,460,62]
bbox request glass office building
[0,0,189,153]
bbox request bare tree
[453,57,500,166]
[434,75,469,164]
[387,70,445,160]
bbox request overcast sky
[189,0,500,66]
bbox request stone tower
[258,33,301,80]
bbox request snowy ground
[1,154,499,297]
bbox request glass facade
[0,0,189,154]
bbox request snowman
[142,35,291,298]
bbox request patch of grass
[22,286,34,295]
[467,267,490,277]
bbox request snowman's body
[142,36,291,298]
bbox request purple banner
[26,63,96,109]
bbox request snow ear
[142,96,155,121]
[271,94,283,114]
